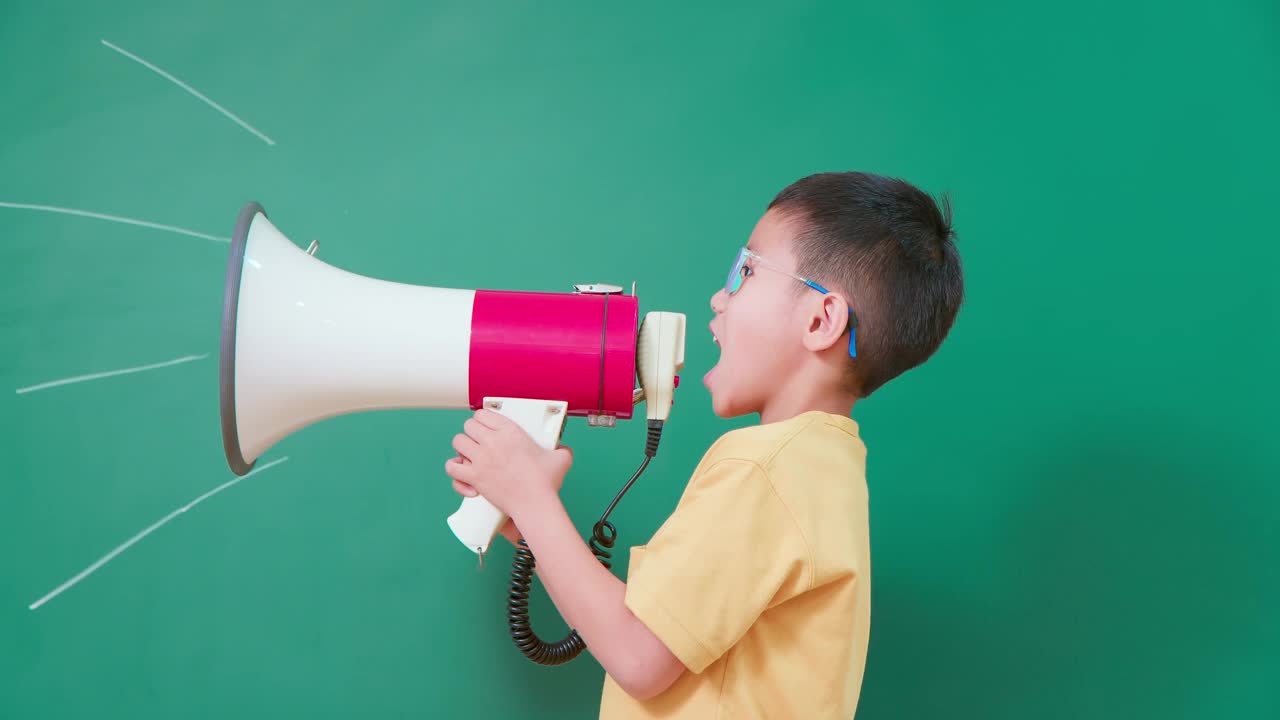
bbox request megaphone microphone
[219,200,686,565]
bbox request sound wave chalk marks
[28,457,291,610]
[15,354,210,395]
[100,39,276,147]
[17,35,294,612]
[0,202,229,243]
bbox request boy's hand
[443,408,573,523]
[450,468,523,545]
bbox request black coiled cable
[507,420,663,666]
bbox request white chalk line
[16,353,210,395]
[100,38,276,146]
[0,201,228,243]
[29,457,291,610]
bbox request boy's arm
[446,408,687,698]
[450,410,813,696]
[513,494,685,700]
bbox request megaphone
[219,202,686,559]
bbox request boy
[445,171,964,718]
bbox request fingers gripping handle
[447,398,569,556]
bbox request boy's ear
[803,293,852,353]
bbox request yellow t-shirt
[600,410,871,719]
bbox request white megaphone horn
[219,202,686,556]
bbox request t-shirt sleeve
[623,458,812,673]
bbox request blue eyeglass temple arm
[804,279,857,358]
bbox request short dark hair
[768,171,964,398]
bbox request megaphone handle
[447,494,510,557]
[447,398,570,556]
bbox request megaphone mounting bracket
[572,283,624,295]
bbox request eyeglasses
[724,247,857,358]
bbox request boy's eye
[740,264,753,278]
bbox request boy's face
[705,210,811,418]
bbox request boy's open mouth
[704,323,719,388]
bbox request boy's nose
[710,288,727,314]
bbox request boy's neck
[758,386,856,425]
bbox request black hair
[768,171,964,398]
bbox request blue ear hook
[805,280,857,358]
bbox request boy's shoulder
[697,410,864,476]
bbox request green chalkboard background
[2,1,1277,718]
